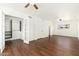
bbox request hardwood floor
[1,35,79,56]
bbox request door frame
[0,10,5,53]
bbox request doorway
[5,15,23,41]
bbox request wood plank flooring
[1,35,79,56]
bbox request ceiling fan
[25,3,38,10]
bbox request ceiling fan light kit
[25,3,38,10]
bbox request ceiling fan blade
[33,4,38,10]
[25,3,30,8]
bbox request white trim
[0,46,5,53]
[5,38,22,41]
[23,40,29,44]
[0,10,5,53]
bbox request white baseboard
[5,38,22,41]
[0,49,3,53]
[23,40,29,44]
[0,45,5,53]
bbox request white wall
[77,14,79,39]
[34,3,79,38]
[28,14,53,41]
[23,18,29,44]
[53,18,78,37]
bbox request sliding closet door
[12,20,22,39]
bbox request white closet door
[12,20,21,39]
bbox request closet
[5,15,23,40]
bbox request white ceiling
[0,3,79,20]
